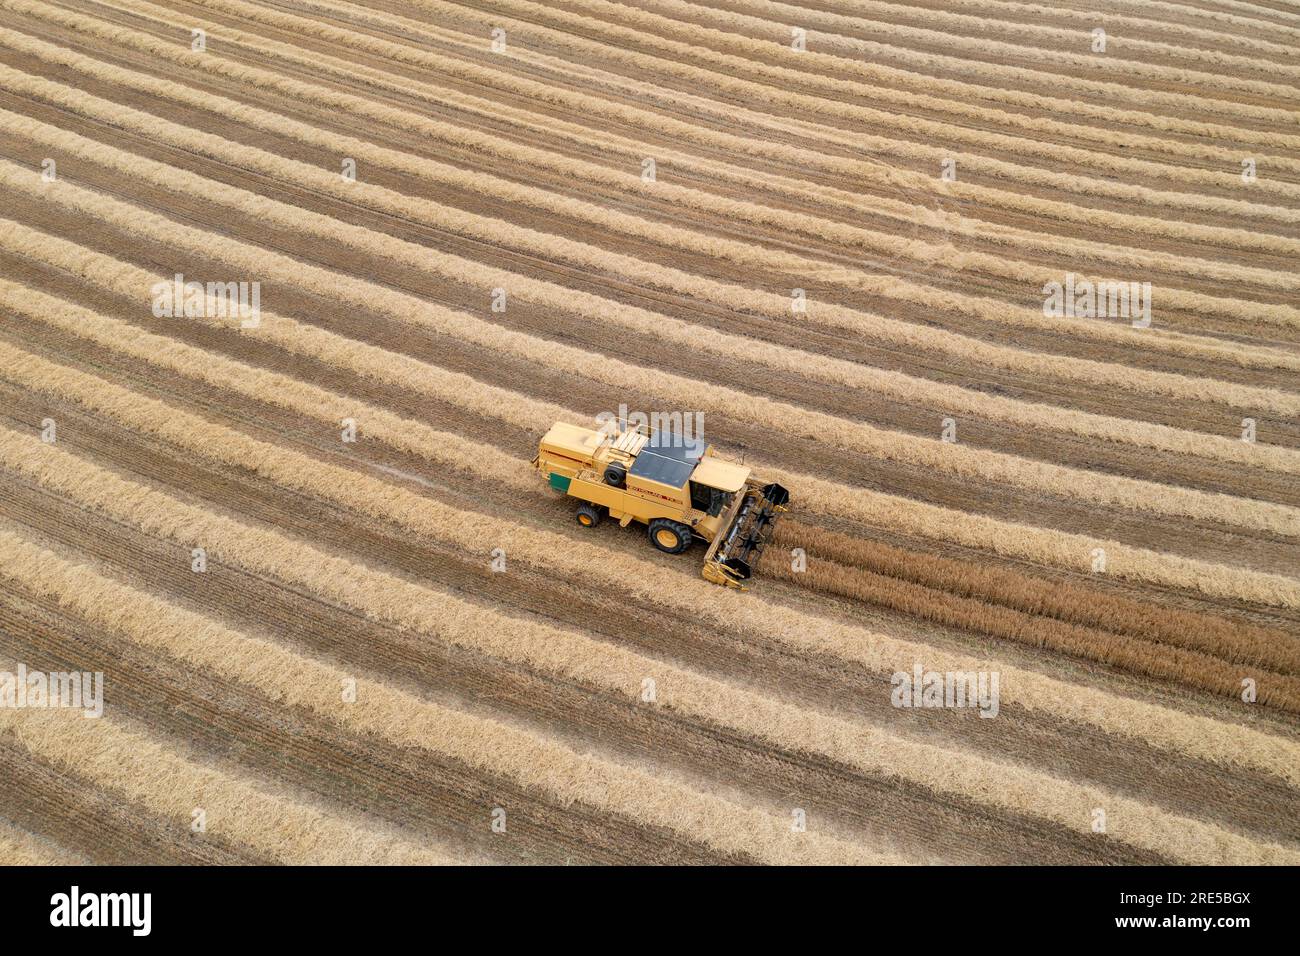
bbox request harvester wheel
[576,503,602,528]
[648,518,692,555]
[603,462,627,488]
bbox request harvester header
[533,419,789,588]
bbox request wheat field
[0,0,1296,865]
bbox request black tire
[576,503,602,528]
[603,462,627,488]
[648,518,692,555]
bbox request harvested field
[0,0,1296,866]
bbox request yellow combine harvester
[534,420,790,588]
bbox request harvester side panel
[569,476,695,526]
[567,475,628,514]
[624,476,689,512]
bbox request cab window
[690,482,729,516]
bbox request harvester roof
[690,456,749,493]
[628,429,705,488]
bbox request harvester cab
[533,420,790,589]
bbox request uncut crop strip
[119,0,1300,171]
[612,0,1300,95]
[757,549,1300,710]
[2,347,1296,786]
[10,30,1299,377]
[0,654,454,865]
[31,0,1300,259]
[773,521,1300,674]
[4,152,1296,539]
[383,0,1300,183]
[779,467,1300,608]
[8,41,1299,332]
[0,429,1295,866]
[7,229,1297,615]
[6,161,1297,476]
[0,528,894,866]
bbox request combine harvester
[534,420,789,588]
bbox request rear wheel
[576,503,602,527]
[648,518,692,554]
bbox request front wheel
[648,518,692,555]
[576,503,602,527]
